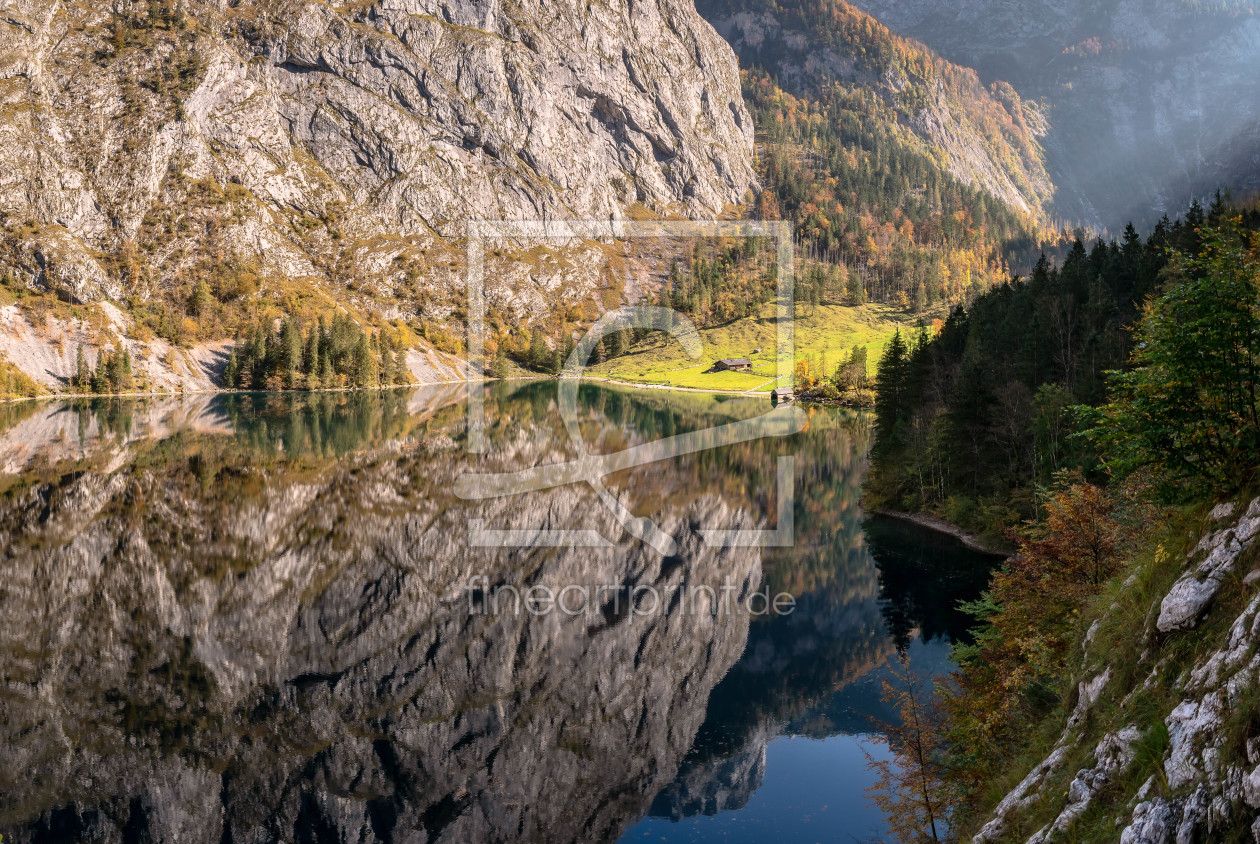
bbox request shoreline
[580,376,773,397]
[869,509,1011,557]
[2,375,871,405]
[1,375,772,405]
[0,380,481,405]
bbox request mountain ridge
[843,0,1260,227]
[696,0,1054,218]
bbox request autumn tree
[867,652,950,843]
[834,344,868,391]
[943,477,1153,793]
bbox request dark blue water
[620,511,992,844]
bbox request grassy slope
[967,493,1260,842]
[585,303,922,392]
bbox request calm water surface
[0,384,994,843]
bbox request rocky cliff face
[0,0,755,305]
[0,387,763,842]
[843,0,1260,227]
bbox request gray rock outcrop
[1158,498,1260,633]
[0,0,756,302]
[973,497,1260,843]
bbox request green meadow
[584,302,924,393]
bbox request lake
[0,384,995,843]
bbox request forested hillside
[693,0,1058,316]
[867,196,1260,537]
[843,0,1260,228]
[863,197,1260,843]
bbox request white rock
[972,745,1072,843]
[1210,502,1237,521]
[1165,694,1223,790]
[1061,668,1112,740]
[1244,764,1260,809]
[0,0,757,301]
[1121,799,1179,844]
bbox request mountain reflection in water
[0,384,994,843]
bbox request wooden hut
[711,358,752,373]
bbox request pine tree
[75,345,90,391]
[379,334,395,387]
[304,325,320,378]
[320,350,335,388]
[281,317,303,388]
[224,349,239,390]
[527,328,549,372]
[393,345,406,385]
[188,280,213,318]
[353,334,375,388]
[874,330,910,448]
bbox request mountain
[0,0,755,386]
[684,0,1051,316]
[842,0,1260,227]
[696,0,1053,217]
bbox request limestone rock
[1210,502,1238,522]
[1121,798,1180,844]
[1158,504,1260,633]
[1027,726,1141,843]
[1244,764,1260,809]
[972,745,1072,843]
[0,0,756,302]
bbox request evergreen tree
[75,345,90,391]
[874,330,910,449]
[380,340,393,387]
[304,325,320,378]
[188,280,213,318]
[321,350,335,388]
[353,334,375,388]
[527,328,550,372]
[1090,220,1260,493]
[281,317,303,388]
